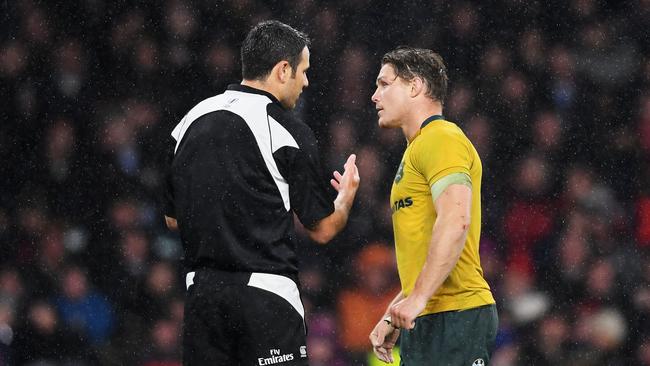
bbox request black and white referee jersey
[164,84,334,278]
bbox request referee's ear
[275,60,292,84]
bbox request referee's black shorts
[182,268,309,366]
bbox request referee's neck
[241,79,282,102]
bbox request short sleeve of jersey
[275,124,335,229]
[411,126,472,187]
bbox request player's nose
[371,88,380,103]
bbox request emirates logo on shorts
[258,349,294,365]
[472,359,485,366]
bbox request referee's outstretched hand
[308,154,359,244]
[330,154,360,197]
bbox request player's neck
[402,102,443,142]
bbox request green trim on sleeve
[430,172,472,201]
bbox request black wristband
[383,316,397,328]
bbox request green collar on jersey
[420,115,445,129]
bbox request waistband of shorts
[185,267,299,289]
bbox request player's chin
[377,117,391,129]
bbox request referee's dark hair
[241,20,311,80]
[382,46,449,105]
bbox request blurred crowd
[1,0,649,365]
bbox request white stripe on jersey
[171,90,298,211]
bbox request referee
[163,21,360,365]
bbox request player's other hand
[330,154,360,198]
[369,317,400,363]
[389,294,426,330]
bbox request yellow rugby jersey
[391,115,495,315]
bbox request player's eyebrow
[376,74,397,85]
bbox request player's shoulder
[421,119,464,137]
[417,120,469,147]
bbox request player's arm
[390,175,472,329]
[165,215,178,231]
[305,154,360,244]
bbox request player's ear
[410,77,425,97]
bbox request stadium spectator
[12,300,90,364]
[336,243,399,361]
[54,265,114,346]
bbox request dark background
[1,0,649,365]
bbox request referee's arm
[163,142,178,232]
[165,215,178,231]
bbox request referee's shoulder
[267,102,300,124]
[267,103,315,140]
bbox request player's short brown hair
[382,46,448,104]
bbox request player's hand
[389,294,427,330]
[370,317,400,363]
[330,154,360,198]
